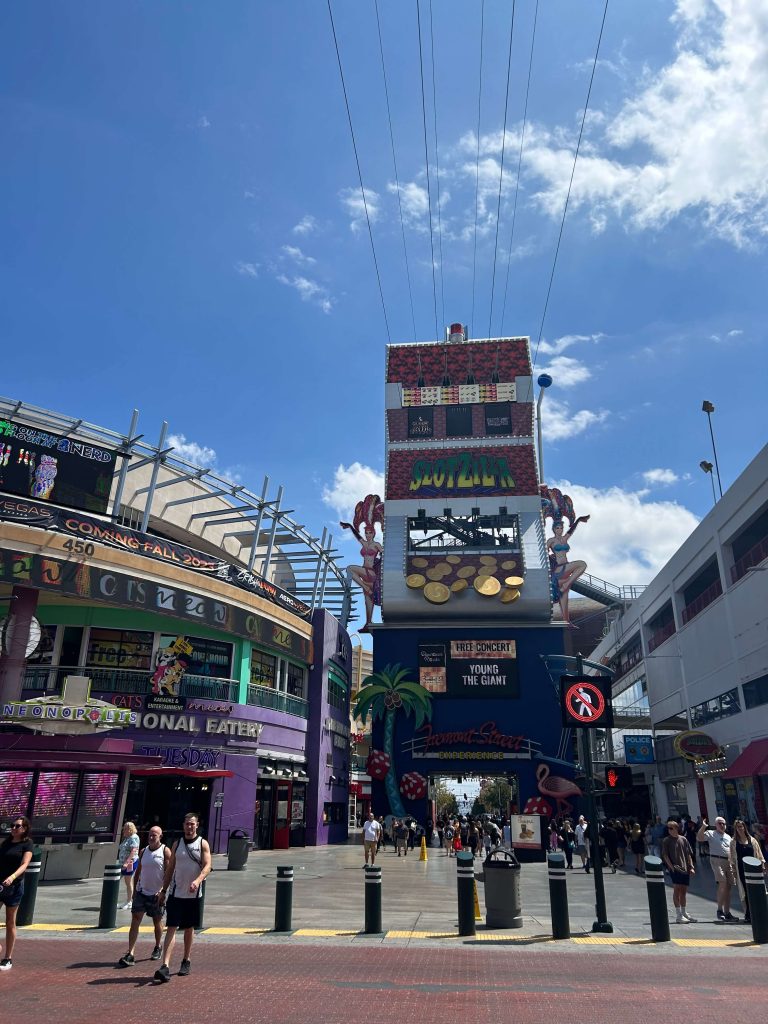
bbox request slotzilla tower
[367,326,573,827]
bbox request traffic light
[605,765,633,791]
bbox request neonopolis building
[0,397,356,865]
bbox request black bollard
[274,866,294,932]
[16,846,42,927]
[644,855,670,942]
[98,862,122,929]
[547,852,570,939]
[743,856,768,944]
[195,879,206,933]
[364,865,382,934]
[456,851,476,937]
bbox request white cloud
[550,480,699,585]
[542,397,608,441]
[322,463,385,523]
[728,328,743,337]
[642,468,679,486]
[168,433,217,468]
[276,273,333,314]
[197,115,211,130]
[339,186,380,233]
[388,181,430,228]
[537,333,604,357]
[281,244,316,266]
[292,215,317,236]
[234,261,259,279]
[526,0,768,246]
[539,355,591,388]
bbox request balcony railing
[681,578,723,624]
[647,620,676,653]
[246,683,309,719]
[731,534,768,583]
[22,664,239,702]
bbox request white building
[590,443,768,825]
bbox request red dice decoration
[399,771,427,800]
[522,796,552,816]
[366,749,391,780]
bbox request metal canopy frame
[0,396,356,624]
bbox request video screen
[74,772,119,833]
[0,770,33,833]
[31,771,78,833]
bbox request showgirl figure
[340,494,384,631]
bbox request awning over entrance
[723,738,768,778]
[130,767,234,779]
[0,734,162,772]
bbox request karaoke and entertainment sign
[0,419,117,515]
[0,495,310,619]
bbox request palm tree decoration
[353,663,433,817]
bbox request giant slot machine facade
[357,326,579,830]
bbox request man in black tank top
[153,813,212,983]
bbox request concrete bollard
[16,846,42,927]
[364,865,382,933]
[547,852,570,940]
[456,851,476,937]
[274,865,294,932]
[98,862,122,929]
[644,855,670,942]
[743,856,768,944]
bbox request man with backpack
[154,813,211,982]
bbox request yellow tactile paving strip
[5,923,765,948]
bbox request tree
[433,780,458,819]
[352,663,434,817]
[476,778,513,816]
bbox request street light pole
[536,374,553,484]
[702,401,723,498]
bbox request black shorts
[0,880,24,908]
[669,870,690,886]
[166,895,201,930]
[132,890,165,919]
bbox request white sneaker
[675,910,684,923]
[682,911,697,923]
[121,901,133,910]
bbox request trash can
[483,849,522,928]
[227,829,251,871]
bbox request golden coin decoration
[480,555,498,565]
[504,575,525,588]
[411,557,428,568]
[435,561,452,574]
[426,567,446,581]
[457,565,477,578]
[501,588,521,603]
[424,581,451,604]
[406,573,426,589]
[446,554,462,564]
[450,579,468,592]
[501,559,518,570]
[474,575,501,596]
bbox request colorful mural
[540,485,591,624]
[340,493,384,631]
[353,663,433,818]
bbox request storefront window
[158,635,232,678]
[87,629,153,671]
[323,802,346,824]
[251,649,277,688]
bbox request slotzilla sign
[0,547,310,661]
[0,495,310,618]
[673,731,721,761]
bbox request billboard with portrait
[0,419,117,515]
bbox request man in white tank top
[154,812,211,983]
[117,825,172,968]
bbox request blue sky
[2,1,766,610]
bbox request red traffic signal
[605,765,633,790]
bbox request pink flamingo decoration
[536,764,582,817]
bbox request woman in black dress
[0,816,34,970]
[728,819,765,923]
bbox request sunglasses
[11,823,24,829]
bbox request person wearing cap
[697,816,737,921]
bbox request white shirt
[575,823,588,846]
[703,828,731,857]
[171,835,204,900]
[363,819,381,842]
[137,844,166,895]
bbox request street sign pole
[576,653,613,933]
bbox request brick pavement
[2,937,764,1022]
